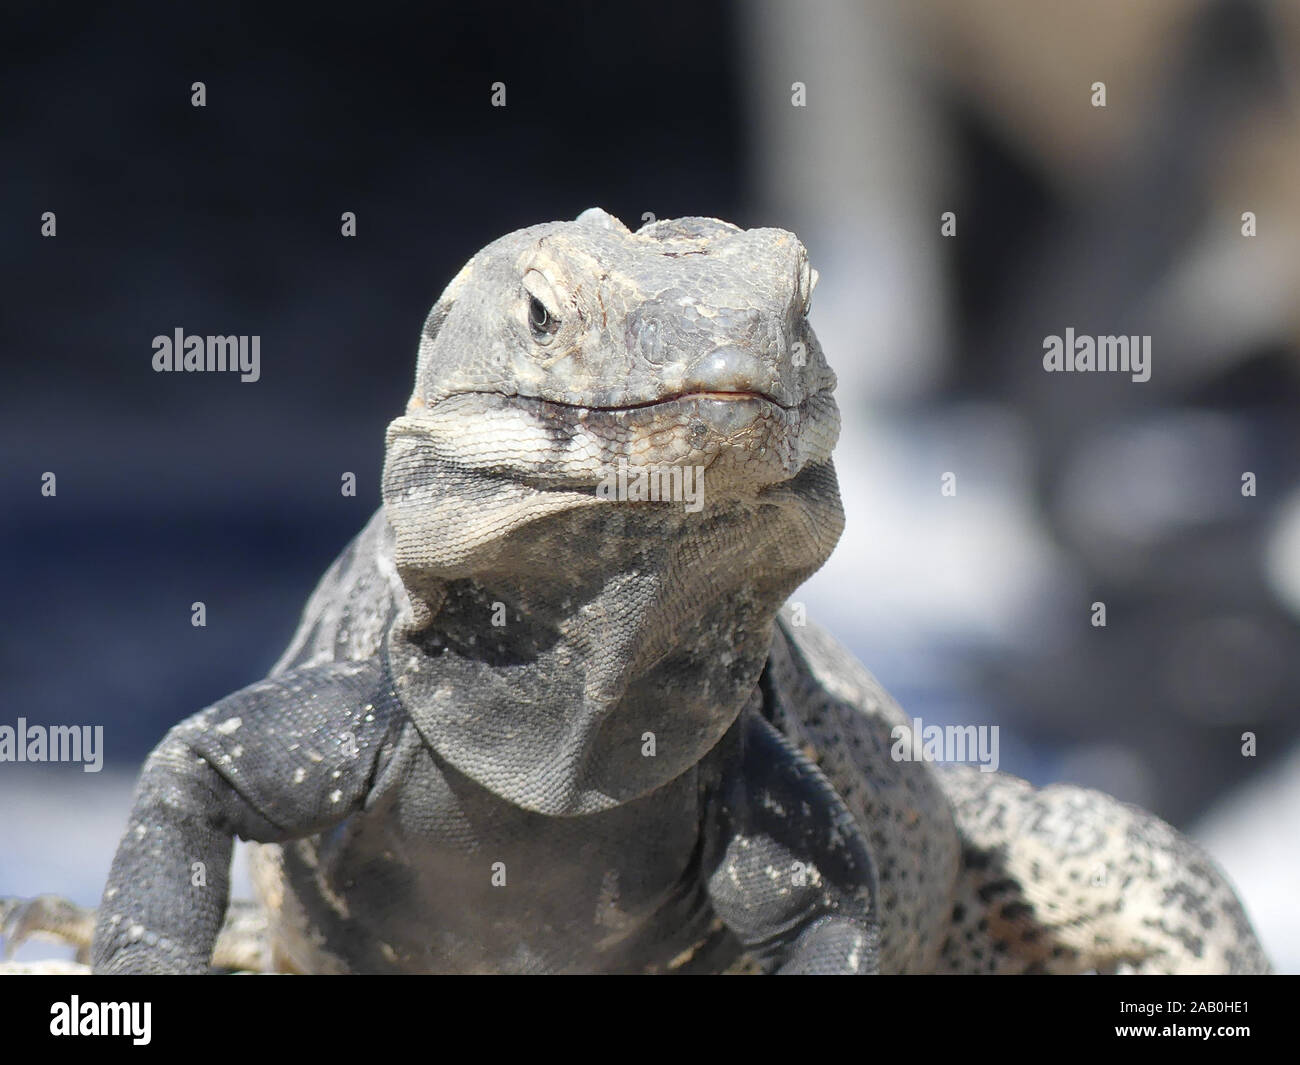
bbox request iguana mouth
[444,389,796,413]
[544,389,789,412]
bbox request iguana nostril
[689,346,764,393]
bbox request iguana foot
[2,895,272,972]
[1,895,95,963]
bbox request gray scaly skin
[2,209,1270,974]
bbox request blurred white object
[1194,743,1300,974]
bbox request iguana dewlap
[38,209,1268,973]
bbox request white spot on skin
[293,767,306,784]
[329,790,342,803]
[215,717,242,735]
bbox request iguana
[1,209,1270,974]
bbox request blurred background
[1,0,1297,970]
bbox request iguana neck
[383,462,844,816]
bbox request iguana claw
[1,895,95,962]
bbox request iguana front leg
[91,660,398,973]
[705,711,881,974]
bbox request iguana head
[382,209,845,814]
[389,207,839,492]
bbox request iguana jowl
[6,208,1270,974]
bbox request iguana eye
[798,259,818,317]
[528,295,556,339]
